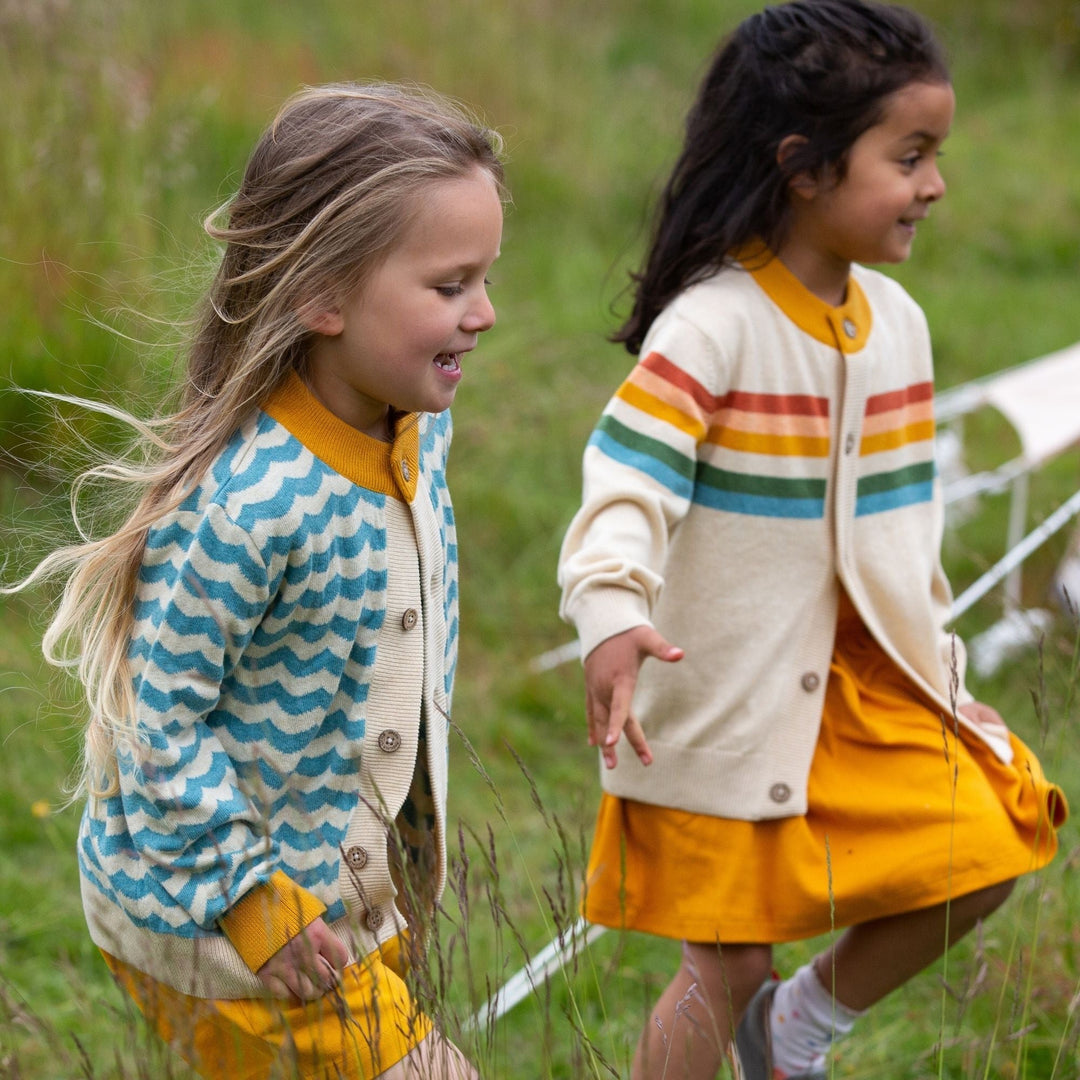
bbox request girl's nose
[923,162,946,202]
[463,289,496,333]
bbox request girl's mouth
[434,352,462,374]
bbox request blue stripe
[588,428,694,500]
[855,481,934,516]
[693,486,826,519]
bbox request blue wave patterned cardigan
[78,372,458,998]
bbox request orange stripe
[712,409,830,438]
[861,398,935,436]
[631,365,705,420]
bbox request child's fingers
[320,933,351,972]
[260,971,294,1001]
[290,969,324,1002]
[621,715,653,766]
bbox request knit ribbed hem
[218,870,327,974]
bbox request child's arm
[584,625,684,769]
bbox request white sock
[769,962,864,1077]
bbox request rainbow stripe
[594,351,831,519]
[855,382,937,516]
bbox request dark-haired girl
[558,2,1065,1077]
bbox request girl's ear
[777,134,818,200]
[297,301,345,337]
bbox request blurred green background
[2,1,1080,1076]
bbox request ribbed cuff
[218,870,327,974]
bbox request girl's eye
[436,284,464,297]
[900,155,921,171]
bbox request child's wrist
[218,869,327,973]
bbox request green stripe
[857,460,935,496]
[697,461,827,499]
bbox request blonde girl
[557,3,1065,1077]
[13,83,504,1079]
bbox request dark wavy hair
[615,0,949,353]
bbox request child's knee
[682,940,773,1003]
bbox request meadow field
[2,1,1080,1076]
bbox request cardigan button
[344,845,368,869]
[378,729,402,753]
[400,460,411,482]
[401,607,419,631]
[801,672,820,692]
[842,318,857,339]
[844,432,856,455]
[365,908,385,932]
[769,783,792,804]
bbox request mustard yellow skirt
[102,934,432,1080]
[583,606,1066,944]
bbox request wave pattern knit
[78,372,458,998]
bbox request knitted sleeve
[558,310,726,657]
[116,500,284,931]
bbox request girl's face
[780,80,955,304]
[304,165,503,438]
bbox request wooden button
[378,730,402,753]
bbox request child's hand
[584,625,683,769]
[256,917,351,1001]
[957,701,1010,741]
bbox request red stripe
[865,381,933,416]
[641,352,829,417]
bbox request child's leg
[767,879,1015,1077]
[633,939,772,1080]
[817,878,1015,1009]
[376,1031,478,1079]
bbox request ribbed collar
[261,371,419,502]
[740,248,873,354]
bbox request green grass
[3,0,1080,1076]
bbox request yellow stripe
[617,381,705,439]
[860,420,935,456]
[708,427,831,457]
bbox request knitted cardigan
[78,372,458,998]
[559,256,1012,821]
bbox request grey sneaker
[733,977,826,1080]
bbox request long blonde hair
[11,83,504,798]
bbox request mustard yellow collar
[262,371,419,501]
[741,250,872,353]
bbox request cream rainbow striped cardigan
[559,256,1011,821]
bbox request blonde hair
[12,82,504,798]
